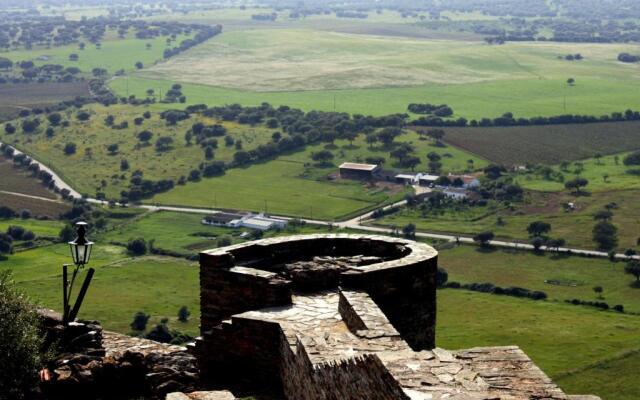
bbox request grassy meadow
[109,28,640,119]
[1,29,192,76]
[0,104,277,198]
[439,245,640,312]
[375,189,640,251]
[518,152,640,192]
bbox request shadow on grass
[475,246,497,254]
[550,252,572,260]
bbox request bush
[130,311,150,331]
[63,142,77,155]
[127,238,147,255]
[178,306,190,322]
[0,206,16,219]
[0,271,43,398]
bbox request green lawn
[99,210,333,255]
[375,189,640,251]
[110,29,640,119]
[151,159,405,220]
[555,350,640,400]
[0,218,64,239]
[439,245,640,312]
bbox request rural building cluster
[202,212,288,231]
[339,162,481,200]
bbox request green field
[1,29,192,76]
[110,28,640,119]
[0,104,277,199]
[152,159,404,220]
[1,103,487,219]
[439,245,639,312]
[443,122,640,166]
[518,152,640,192]
[375,189,640,251]
[100,210,332,255]
[0,218,64,239]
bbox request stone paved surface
[237,290,411,364]
[103,331,186,357]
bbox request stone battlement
[195,234,599,400]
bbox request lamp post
[62,222,95,325]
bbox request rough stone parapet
[196,234,600,400]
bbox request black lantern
[62,221,96,325]
[68,222,93,266]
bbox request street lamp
[62,222,96,325]
[68,221,93,266]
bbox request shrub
[127,238,147,255]
[6,226,25,240]
[178,306,190,323]
[63,142,77,155]
[130,311,151,331]
[0,271,43,399]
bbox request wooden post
[68,268,95,323]
[62,264,68,325]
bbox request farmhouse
[418,174,440,186]
[395,173,417,185]
[241,214,288,231]
[339,162,380,180]
[202,212,246,228]
[202,212,287,231]
[395,173,440,186]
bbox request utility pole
[264,200,268,215]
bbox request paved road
[4,145,638,261]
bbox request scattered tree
[593,221,618,251]
[130,311,151,331]
[473,231,495,247]
[127,238,147,255]
[178,306,191,323]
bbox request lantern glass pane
[85,243,93,264]
[69,243,76,264]
[77,245,87,265]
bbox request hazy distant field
[0,82,89,121]
[120,28,640,118]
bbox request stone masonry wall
[341,255,438,350]
[280,334,409,400]
[199,261,292,334]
